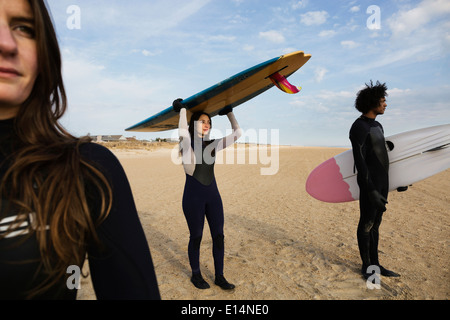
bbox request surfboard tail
[306,157,356,203]
[269,72,301,94]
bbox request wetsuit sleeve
[179,108,195,176]
[81,144,160,300]
[215,112,242,152]
[350,127,376,193]
[178,107,189,140]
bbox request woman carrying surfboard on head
[0,0,160,299]
[349,81,401,280]
[173,99,242,290]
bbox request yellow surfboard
[126,51,311,132]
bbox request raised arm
[215,107,242,152]
[175,99,195,176]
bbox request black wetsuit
[177,107,240,281]
[0,118,160,300]
[182,141,225,276]
[349,116,389,270]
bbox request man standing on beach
[349,81,400,280]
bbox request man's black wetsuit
[349,116,389,272]
[0,118,160,299]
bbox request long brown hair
[0,0,112,298]
[188,111,212,140]
[179,111,214,157]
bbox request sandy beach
[77,144,449,300]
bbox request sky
[46,0,450,147]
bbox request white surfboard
[306,124,450,203]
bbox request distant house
[91,135,127,142]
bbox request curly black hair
[354,80,388,114]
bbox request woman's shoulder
[79,142,123,172]
[79,141,115,158]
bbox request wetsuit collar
[0,117,15,134]
[360,115,376,122]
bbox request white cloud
[292,0,308,10]
[340,40,359,49]
[376,0,450,68]
[350,6,360,13]
[138,49,162,57]
[228,14,248,25]
[290,89,354,115]
[388,0,450,38]
[300,11,329,26]
[318,30,336,37]
[387,88,412,97]
[344,0,450,73]
[317,90,354,101]
[314,67,328,82]
[381,85,450,131]
[51,0,212,39]
[290,99,330,113]
[208,35,236,42]
[259,30,286,43]
[60,53,170,136]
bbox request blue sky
[47,0,450,147]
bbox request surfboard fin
[269,72,302,94]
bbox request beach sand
[77,145,449,300]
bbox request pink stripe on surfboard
[305,157,354,203]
